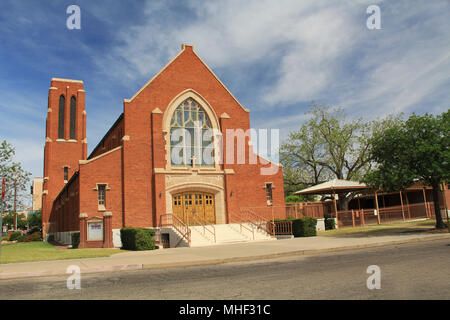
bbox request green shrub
[24,231,42,242]
[71,232,80,249]
[324,214,336,230]
[269,217,317,237]
[25,234,39,242]
[17,235,26,242]
[26,226,41,236]
[291,217,317,237]
[9,231,22,241]
[120,227,156,251]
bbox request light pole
[13,179,17,230]
[0,177,5,265]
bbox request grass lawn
[0,241,123,264]
[317,219,445,237]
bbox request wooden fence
[330,202,435,228]
[243,201,436,229]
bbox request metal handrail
[228,211,255,240]
[189,214,216,243]
[240,209,277,235]
[160,214,191,247]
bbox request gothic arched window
[69,96,76,139]
[58,95,65,139]
[170,98,214,166]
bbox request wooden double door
[172,192,215,225]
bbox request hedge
[120,227,156,251]
[290,217,317,237]
[23,232,41,242]
[71,232,80,248]
[270,217,317,237]
[26,226,41,236]
[324,214,336,230]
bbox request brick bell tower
[42,78,87,238]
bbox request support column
[351,209,355,227]
[103,212,113,248]
[333,190,338,227]
[399,191,406,221]
[422,188,429,218]
[220,113,232,224]
[151,108,165,228]
[374,191,381,224]
[78,213,88,248]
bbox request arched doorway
[172,192,215,225]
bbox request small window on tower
[64,167,69,181]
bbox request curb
[1,234,449,280]
[143,233,450,269]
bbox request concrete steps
[189,223,276,247]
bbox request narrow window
[69,96,76,139]
[64,167,69,181]
[98,185,106,207]
[265,183,273,203]
[58,95,65,139]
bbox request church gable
[126,44,250,117]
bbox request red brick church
[42,44,286,248]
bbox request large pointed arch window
[170,98,214,166]
[58,95,65,139]
[69,96,76,139]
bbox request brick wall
[42,79,86,237]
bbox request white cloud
[95,0,449,120]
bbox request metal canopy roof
[294,179,369,195]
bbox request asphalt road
[0,239,449,300]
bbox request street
[0,239,449,300]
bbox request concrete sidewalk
[1,232,449,280]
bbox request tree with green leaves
[0,140,32,228]
[280,103,400,210]
[27,210,42,229]
[364,111,449,229]
[2,212,27,230]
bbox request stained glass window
[170,98,214,166]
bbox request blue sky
[0,0,449,183]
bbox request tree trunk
[338,194,350,211]
[431,182,445,229]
